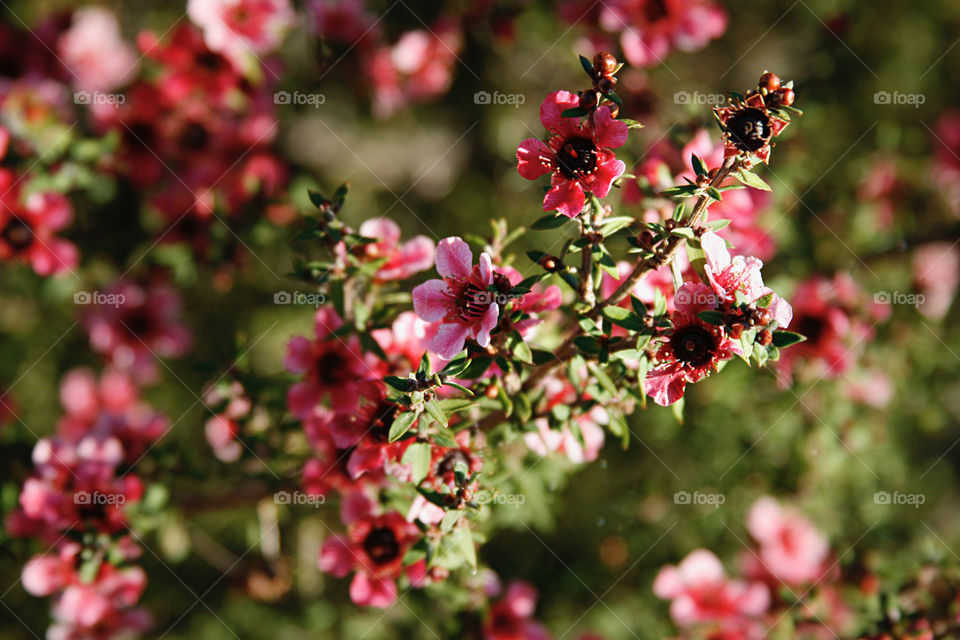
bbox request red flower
[517,91,627,217]
[82,280,192,383]
[285,307,381,418]
[318,501,424,608]
[643,283,742,406]
[0,169,78,276]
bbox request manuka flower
[744,497,829,586]
[644,283,742,406]
[412,237,500,360]
[0,169,78,276]
[517,91,628,217]
[714,93,789,164]
[318,496,424,608]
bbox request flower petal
[435,236,472,279]
[543,179,585,218]
[412,279,450,322]
[592,106,628,149]
[516,138,553,180]
[539,90,580,130]
[430,322,470,360]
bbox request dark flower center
[437,449,470,475]
[316,351,346,385]
[643,0,669,22]
[671,324,718,367]
[1,217,33,252]
[727,108,772,152]
[123,306,153,338]
[456,282,492,321]
[178,121,210,152]
[362,526,400,565]
[793,314,826,346]
[556,137,598,179]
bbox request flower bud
[759,72,781,92]
[579,90,600,110]
[539,255,560,271]
[758,329,773,346]
[595,76,616,94]
[593,52,618,76]
[778,87,795,106]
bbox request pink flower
[363,21,462,119]
[517,91,628,217]
[598,0,727,67]
[701,230,792,328]
[356,217,435,281]
[81,280,191,383]
[372,311,435,368]
[524,411,606,464]
[318,506,423,608]
[311,0,379,47]
[775,274,876,385]
[412,237,500,359]
[187,0,294,73]
[56,367,168,462]
[746,497,829,585]
[653,549,769,626]
[484,581,551,640]
[285,307,379,418]
[913,242,960,320]
[0,169,78,276]
[58,7,138,92]
[643,284,742,406]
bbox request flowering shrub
[2,2,960,640]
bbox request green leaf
[697,310,726,326]
[530,214,569,230]
[772,331,807,347]
[737,168,771,191]
[600,305,647,331]
[573,335,601,355]
[661,184,698,198]
[458,356,492,380]
[691,154,708,177]
[588,362,619,397]
[384,376,415,392]
[579,54,594,75]
[307,189,328,209]
[417,354,431,377]
[604,91,622,105]
[453,528,477,569]
[443,381,475,396]
[630,295,648,317]
[424,400,447,427]
[617,118,644,129]
[440,353,471,377]
[402,443,432,484]
[599,216,636,236]
[388,411,418,442]
[706,186,723,201]
[440,510,461,532]
[561,106,589,118]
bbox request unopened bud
[593,52,618,76]
[758,329,773,346]
[539,255,560,271]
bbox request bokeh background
[2,0,960,638]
